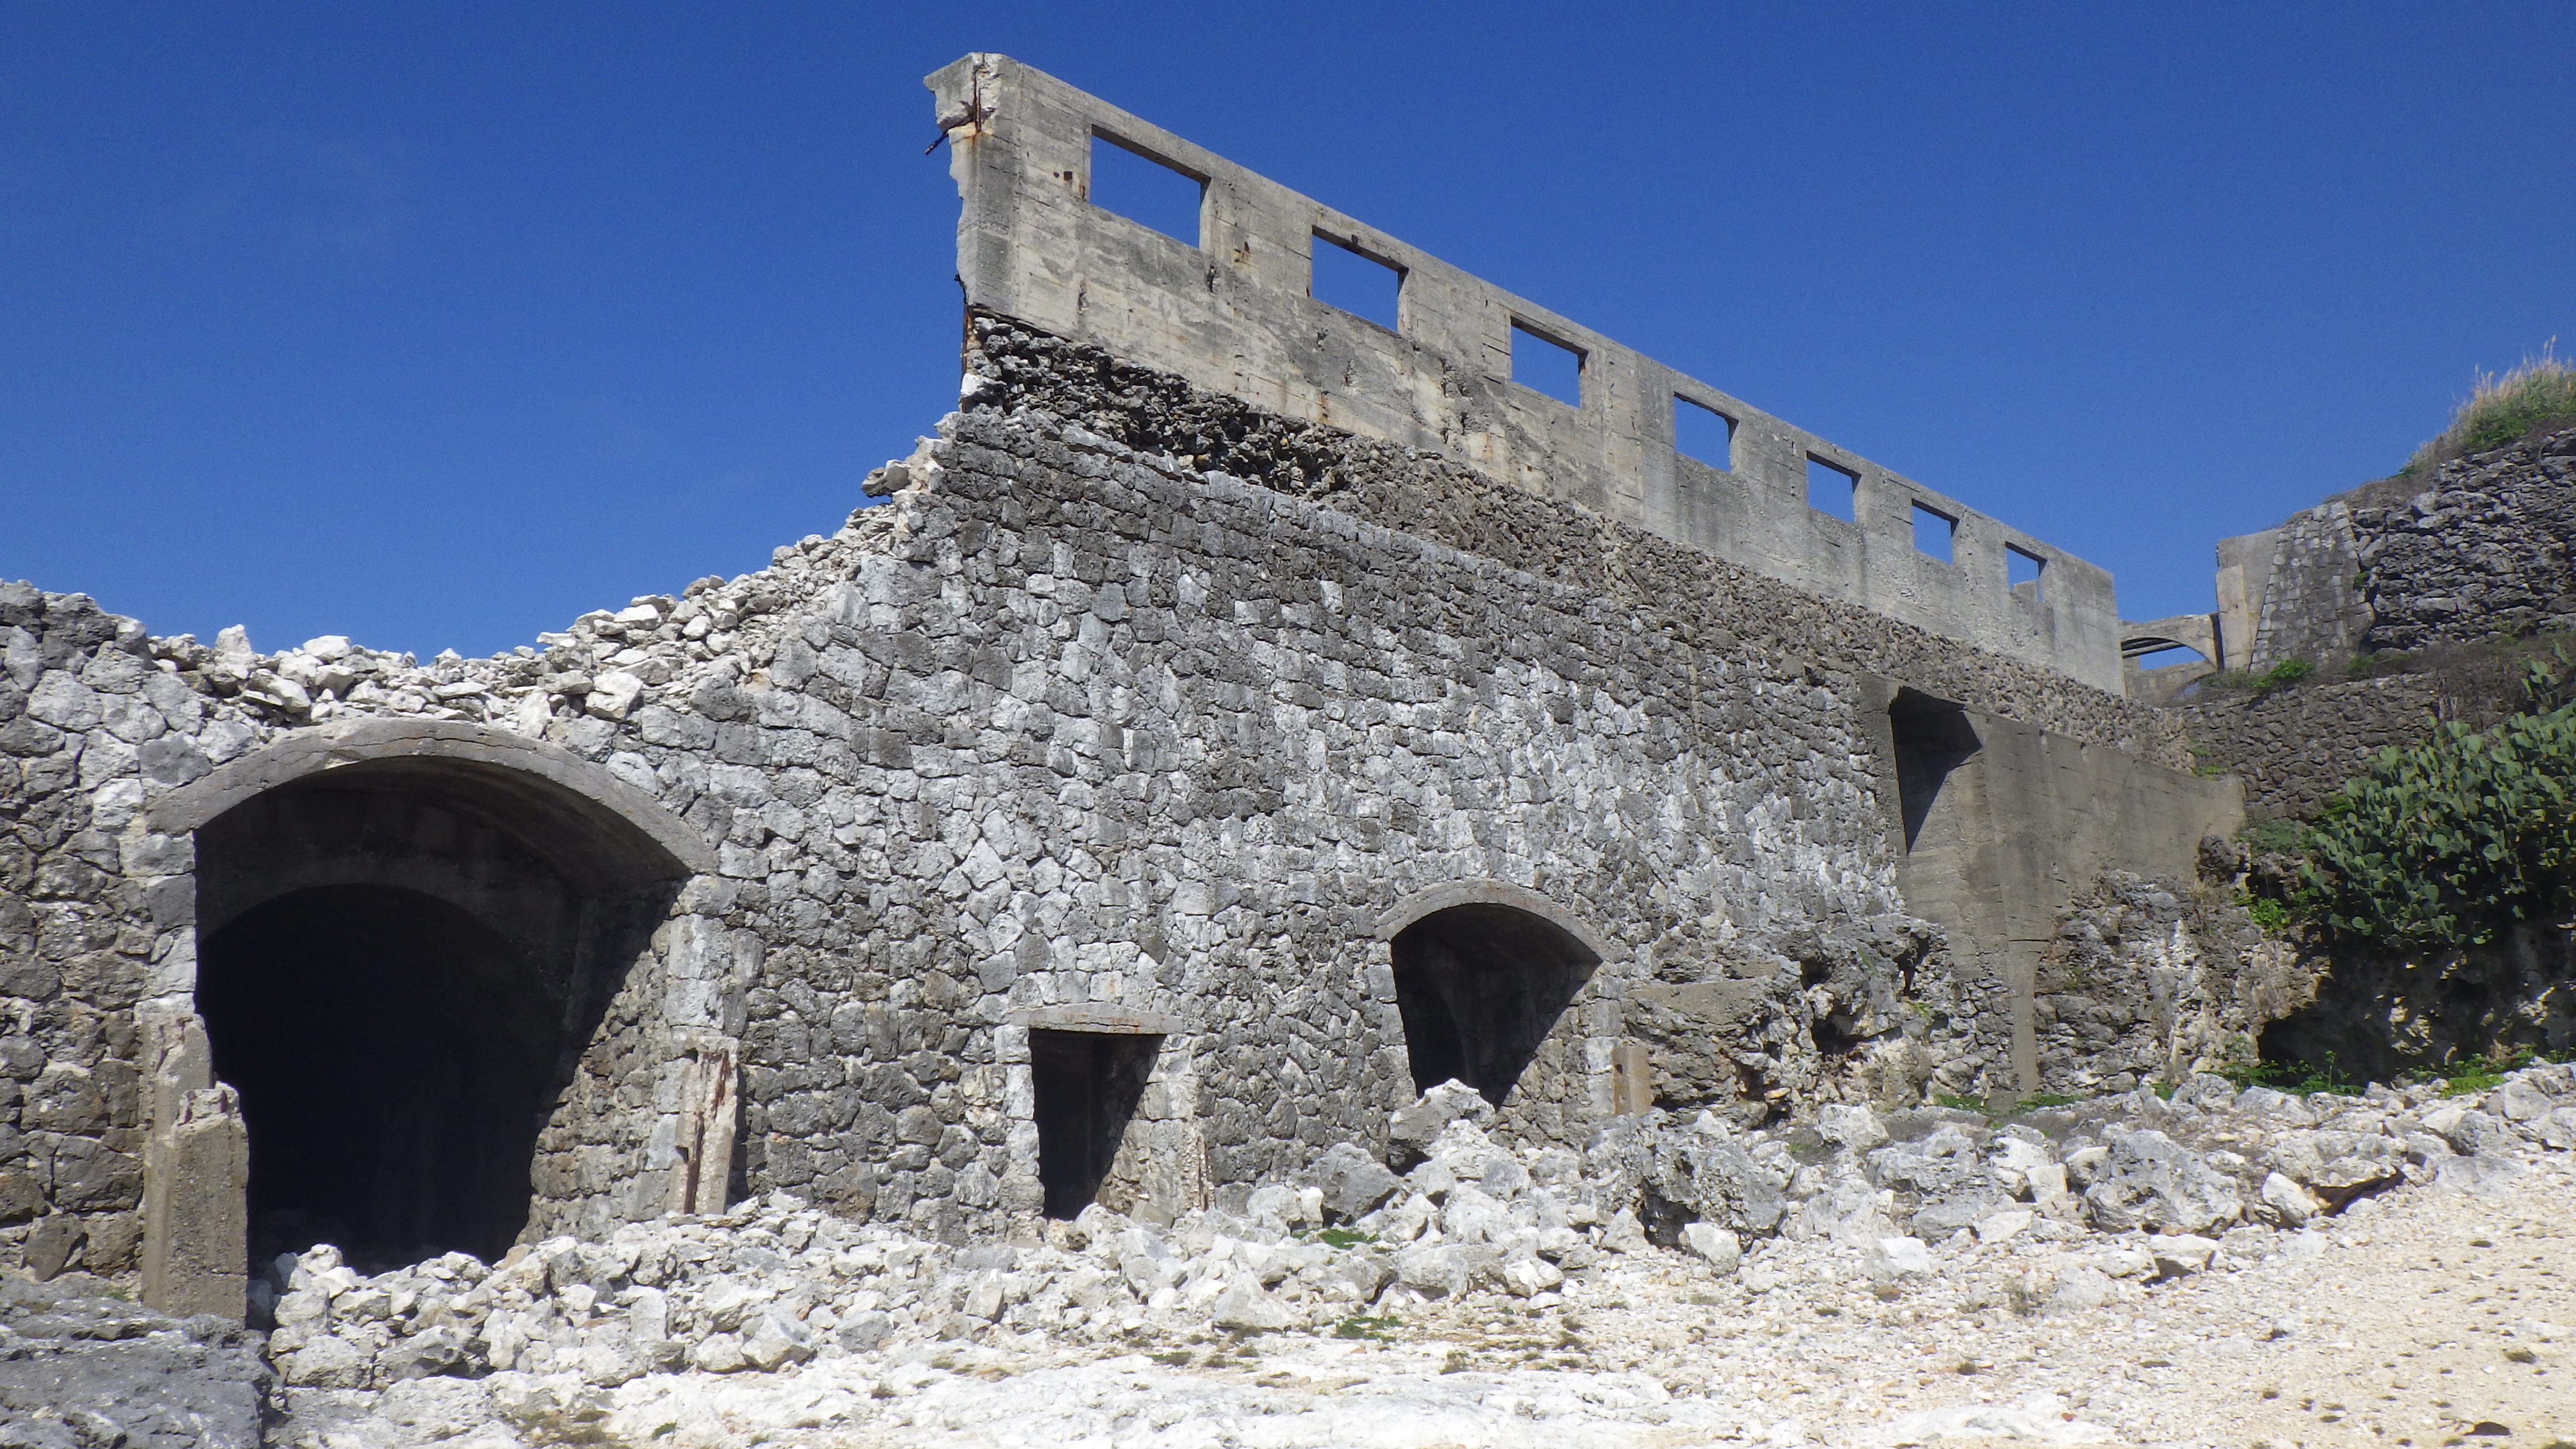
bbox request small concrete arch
[1372,880,1608,1108]
[150,718,716,1276]
[2117,613,2223,705]
[1370,879,1614,960]
[2118,612,2220,666]
[149,717,716,888]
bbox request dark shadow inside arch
[191,758,689,1272]
[1391,902,1602,1106]
[199,884,560,1267]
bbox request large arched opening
[1384,891,1604,1107]
[154,721,711,1272]
[198,884,560,1264]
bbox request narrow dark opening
[198,884,561,1270]
[1390,902,1600,1106]
[1311,231,1403,330]
[1890,689,1981,853]
[1088,131,1204,247]
[1807,456,1858,521]
[1030,1029,1158,1219]
[1674,395,1736,468]
[2008,545,2046,602]
[1509,322,1584,407]
[1912,502,1957,561]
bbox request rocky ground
[13,1065,2573,1447]
[236,1065,2574,1448]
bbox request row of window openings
[1092,137,2046,597]
[1794,454,2046,590]
[1093,135,1571,398]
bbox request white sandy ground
[290,1153,2574,1449]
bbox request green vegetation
[2213,1052,2362,1097]
[2256,657,2315,688]
[2239,817,2310,856]
[1333,1314,1402,1341]
[2198,657,2317,694]
[2437,1044,2563,1096]
[2403,344,2576,476]
[1308,1226,1376,1249]
[2294,703,2576,948]
[2236,892,2293,935]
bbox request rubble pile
[264,1063,2576,1402]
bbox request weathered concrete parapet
[930,53,2125,692]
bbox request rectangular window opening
[1510,321,1584,407]
[2008,545,2046,602]
[1311,231,1403,331]
[1673,395,1736,468]
[1806,456,1858,522]
[1088,131,1204,247]
[1891,689,1981,853]
[1030,1028,1160,1219]
[1912,502,1957,562]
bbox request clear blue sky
[7,3,2572,659]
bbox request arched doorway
[1385,892,1603,1107]
[152,721,712,1275]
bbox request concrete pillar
[665,1028,740,1216]
[137,1002,248,1320]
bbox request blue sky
[6,3,2573,659]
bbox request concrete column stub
[136,1000,249,1319]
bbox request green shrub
[2294,703,2576,948]
[2255,657,2315,689]
[2215,1052,2361,1096]
[2239,817,2310,856]
[2403,344,2576,476]
[2237,893,2292,935]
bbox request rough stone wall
[2225,426,2576,673]
[2242,503,2370,673]
[2034,869,2312,1096]
[962,315,2187,771]
[3,325,2224,1289]
[2354,427,2576,654]
[2174,674,2448,821]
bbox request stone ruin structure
[0,54,2247,1324]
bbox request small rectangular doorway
[1029,1029,1159,1219]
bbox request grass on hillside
[2403,342,2576,477]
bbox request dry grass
[2403,341,2576,476]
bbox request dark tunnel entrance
[183,743,698,1274]
[1029,1029,1158,1219]
[198,884,561,1267]
[1391,902,1601,1106]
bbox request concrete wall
[1868,684,2242,1095]
[929,55,2125,693]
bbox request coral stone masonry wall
[3,59,2242,1319]
[3,376,2219,1309]
[2219,427,2576,674]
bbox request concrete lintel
[1010,1005,1190,1035]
